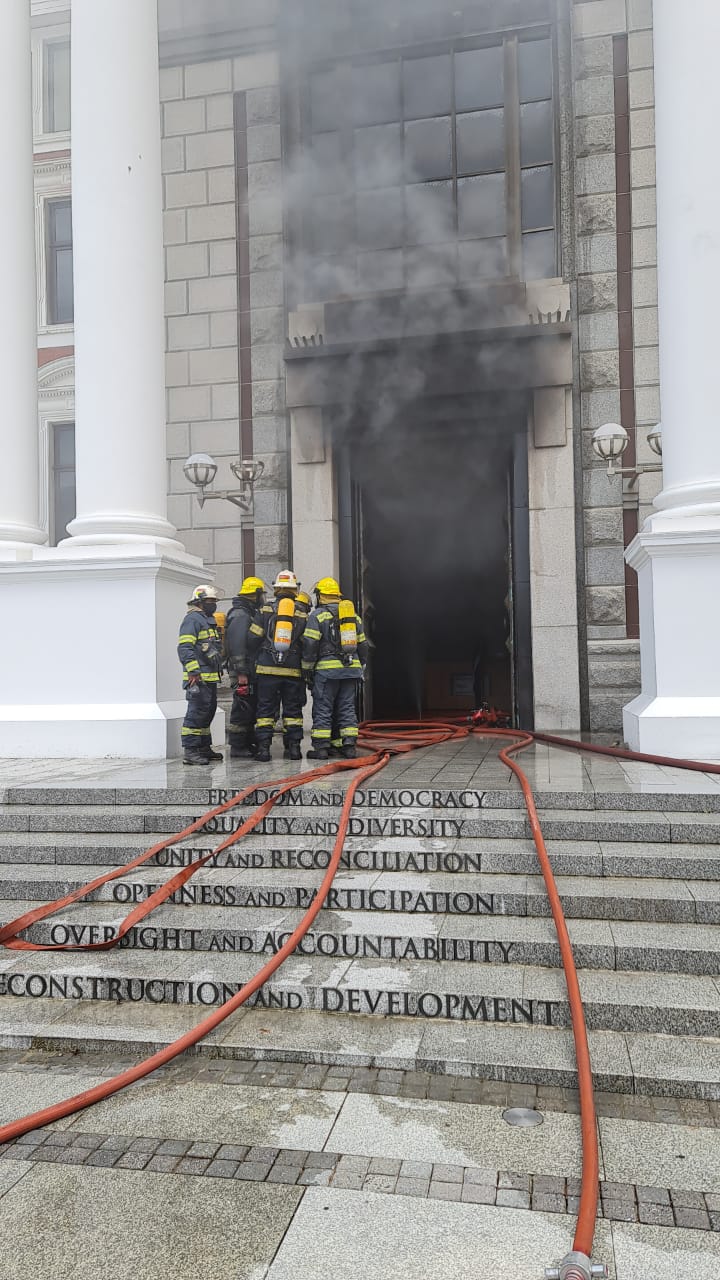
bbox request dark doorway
[338,414,533,725]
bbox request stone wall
[572,0,660,731]
[160,48,288,596]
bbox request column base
[623,526,720,762]
[624,695,720,763]
[0,544,223,759]
[63,511,183,549]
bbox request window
[43,39,71,135]
[51,423,76,546]
[305,32,556,297]
[46,199,74,325]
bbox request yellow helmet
[239,576,265,596]
[273,570,299,594]
[295,590,311,615]
[314,576,341,600]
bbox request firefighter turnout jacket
[302,603,368,680]
[251,602,306,678]
[224,595,265,679]
[177,606,223,687]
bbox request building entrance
[338,417,533,726]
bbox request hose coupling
[545,1252,608,1280]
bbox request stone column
[0,0,45,554]
[64,0,179,545]
[0,0,211,759]
[624,0,720,757]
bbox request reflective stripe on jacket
[178,607,223,685]
[302,604,368,680]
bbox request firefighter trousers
[181,682,218,753]
[228,684,257,753]
[255,674,305,744]
[310,675,360,745]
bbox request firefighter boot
[202,745,224,761]
[341,740,357,759]
[255,743,271,763]
[284,742,302,762]
[306,745,329,761]
[183,747,209,766]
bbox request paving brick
[146,1155,180,1173]
[462,1184,497,1205]
[234,1161,273,1181]
[368,1157,402,1176]
[116,1152,151,1171]
[205,1160,239,1179]
[400,1160,433,1180]
[496,1189,531,1209]
[432,1163,463,1184]
[298,1168,333,1187]
[176,1157,211,1176]
[429,1181,462,1202]
[533,1193,567,1214]
[395,1177,430,1198]
[638,1203,674,1226]
[267,1166,300,1185]
[216,1144,249,1162]
[85,1149,121,1168]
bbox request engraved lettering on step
[209,788,484,809]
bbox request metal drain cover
[502,1107,544,1128]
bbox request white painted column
[0,0,45,554]
[624,0,720,758]
[65,0,179,545]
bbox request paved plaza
[1,736,720,1277]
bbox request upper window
[46,198,74,326]
[43,39,71,135]
[304,32,556,298]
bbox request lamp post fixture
[183,453,264,511]
[591,423,663,485]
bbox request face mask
[202,600,217,617]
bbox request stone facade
[571,0,660,730]
[160,49,288,594]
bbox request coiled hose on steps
[3,719,720,1276]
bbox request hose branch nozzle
[545,1253,608,1280]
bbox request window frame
[32,25,71,151]
[50,421,76,548]
[34,157,73,335]
[45,196,74,327]
[301,24,559,298]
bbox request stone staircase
[1,778,720,1098]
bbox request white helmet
[273,570,299,594]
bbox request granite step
[5,802,720,845]
[1,950,719,1037]
[6,782,720,813]
[2,899,720,975]
[4,993,720,1098]
[2,830,720,882]
[0,864,716,923]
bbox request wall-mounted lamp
[183,453,264,511]
[591,423,663,485]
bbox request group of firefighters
[177,572,368,766]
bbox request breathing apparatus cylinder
[272,597,296,662]
[338,599,358,666]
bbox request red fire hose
[2,720,719,1277]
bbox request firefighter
[302,577,368,760]
[177,585,224,765]
[249,570,306,763]
[224,576,266,759]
